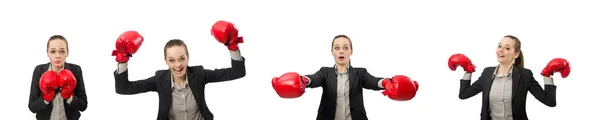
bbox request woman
[28,35,89,120]
[112,24,246,120]
[271,35,419,120]
[448,35,571,120]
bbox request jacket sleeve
[360,68,385,90]
[203,57,246,83]
[28,65,49,113]
[305,67,326,88]
[458,68,487,99]
[114,70,159,94]
[66,66,88,111]
[528,70,557,107]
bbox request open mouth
[173,68,183,74]
[497,54,505,58]
[338,56,345,60]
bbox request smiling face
[163,39,190,79]
[331,36,353,66]
[47,38,68,69]
[165,46,189,79]
[496,37,520,65]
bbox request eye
[334,47,340,50]
[343,47,349,50]
[50,51,56,53]
[506,47,510,50]
[168,59,175,62]
[497,45,501,48]
[179,58,185,61]
[60,51,66,54]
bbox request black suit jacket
[114,58,246,120]
[459,66,556,120]
[305,65,384,120]
[28,62,89,120]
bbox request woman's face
[165,46,189,79]
[331,37,353,66]
[496,37,519,65]
[47,39,68,69]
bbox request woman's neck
[497,63,513,75]
[336,64,348,73]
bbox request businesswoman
[28,35,89,120]
[112,21,246,120]
[448,35,571,120]
[271,35,419,120]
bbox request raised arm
[528,75,556,107]
[114,63,159,94]
[529,58,571,107]
[458,72,485,99]
[203,50,246,83]
[448,53,484,99]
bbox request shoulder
[352,67,367,72]
[33,63,50,72]
[518,67,534,75]
[154,69,170,76]
[65,63,82,70]
[32,63,48,75]
[188,65,205,71]
[34,63,47,70]
[483,66,496,73]
[187,65,205,75]
[319,66,333,71]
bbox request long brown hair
[504,35,524,68]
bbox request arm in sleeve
[28,66,49,113]
[360,69,385,90]
[529,74,557,107]
[65,66,88,111]
[458,72,484,99]
[305,68,327,88]
[114,63,159,94]
[204,50,246,83]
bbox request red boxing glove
[40,71,58,102]
[382,75,418,101]
[272,72,309,98]
[57,69,77,99]
[541,58,571,78]
[211,20,244,51]
[112,31,144,63]
[448,53,477,73]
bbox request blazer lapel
[348,66,357,90]
[187,68,199,94]
[484,67,495,93]
[327,68,338,97]
[511,66,522,102]
[163,70,173,96]
[63,62,70,70]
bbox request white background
[1,0,598,120]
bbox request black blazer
[459,66,556,120]
[114,58,246,120]
[305,65,384,120]
[28,62,89,120]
